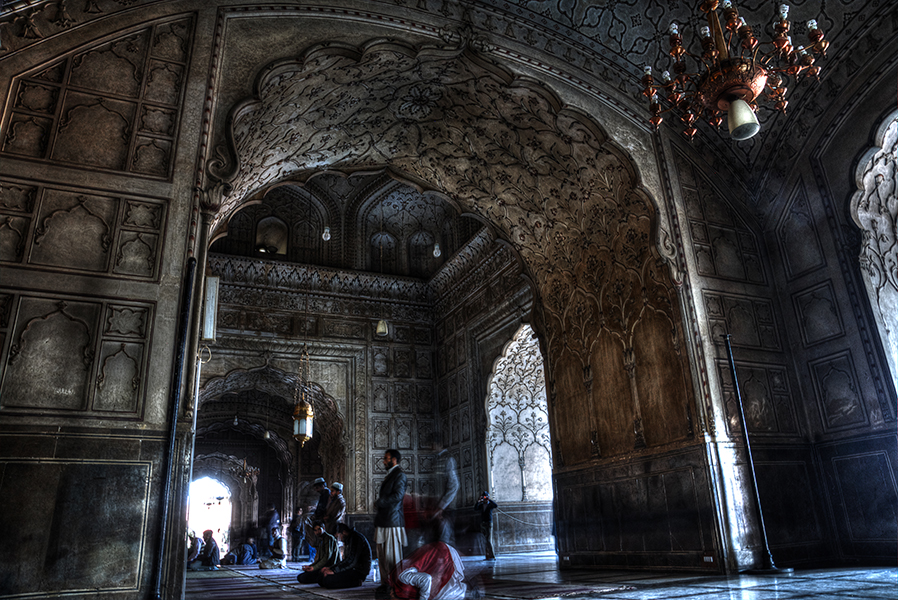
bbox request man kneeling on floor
[259,526,286,569]
[302,523,372,589]
[389,541,466,600]
[296,522,338,584]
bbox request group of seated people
[188,522,466,599]
[296,521,464,599]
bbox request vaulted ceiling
[0,0,889,211]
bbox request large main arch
[204,40,694,468]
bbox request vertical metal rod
[153,257,197,599]
[723,334,791,574]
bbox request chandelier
[232,458,260,485]
[292,344,315,446]
[641,2,830,140]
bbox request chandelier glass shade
[292,344,315,447]
[642,1,830,140]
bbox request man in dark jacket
[374,448,407,591]
[260,503,280,558]
[474,491,498,560]
[188,530,220,570]
[316,523,372,589]
[310,477,330,521]
[290,507,305,561]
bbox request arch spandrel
[210,41,694,463]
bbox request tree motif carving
[486,325,552,502]
[851,114,898,393]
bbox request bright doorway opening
[188,477,233,554]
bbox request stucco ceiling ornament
[208,39,683,368]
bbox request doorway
[188,477,233,555]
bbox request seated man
[258,527,287,569]
[296,523,338,584]
[389,541,465,600]
[223,537,259,565]
[187,530,219,571]
[186,531,202,564]
[316,523,372,589]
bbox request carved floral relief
[209,42,692,466]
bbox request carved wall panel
[777,184,826,279]
[792,282,845,347]
[0,179,166,279]
[676,152,766,285]
[0,459,152,597]
[850,114,898,390]
[717,360,799,436]
[809,353,868,431]
[1,294,151,416]
[1,16,193,178]
[210,44,691,472]
[704,291,781,351]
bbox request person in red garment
[388,541,465,600]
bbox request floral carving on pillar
[210,41,690,463]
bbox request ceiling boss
[642,1,831,140]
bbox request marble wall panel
[717,360,799,435]
[555,448,717,569]
[1,16,192,179]
[777,185,826,280]
[0,179,167,280]
[792,282,845,347]
[816,434,898,561]
[809,352,868,431]
[0,459,152,596]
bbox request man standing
[317,523,372,589]
[432,441,459,544]
[290,507,305,561]
[323,482,346,536]
[297,523,338,584]
[474,491,498,560]
[374,448,407,593]
[310,477,330,522]
[260,503,280,558]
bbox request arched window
[851,111,898,390]
[485,324,553,502]
[255,216,288,255]
[408,230,437,278]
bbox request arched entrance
[851,110,898,394]
[485,323,554,552]
[195,39,697,571]
[194,365,345,544]
[204,40,692,467]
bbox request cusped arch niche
[199,365,345,485]
[850,109,898,395]
[208,40,692,466]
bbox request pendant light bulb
[376,319,389,337]
[233,415,238,426]
[433,243,441,258]
[727,98,761,140]
[322,226,331,241]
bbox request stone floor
[185,551,897,599]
